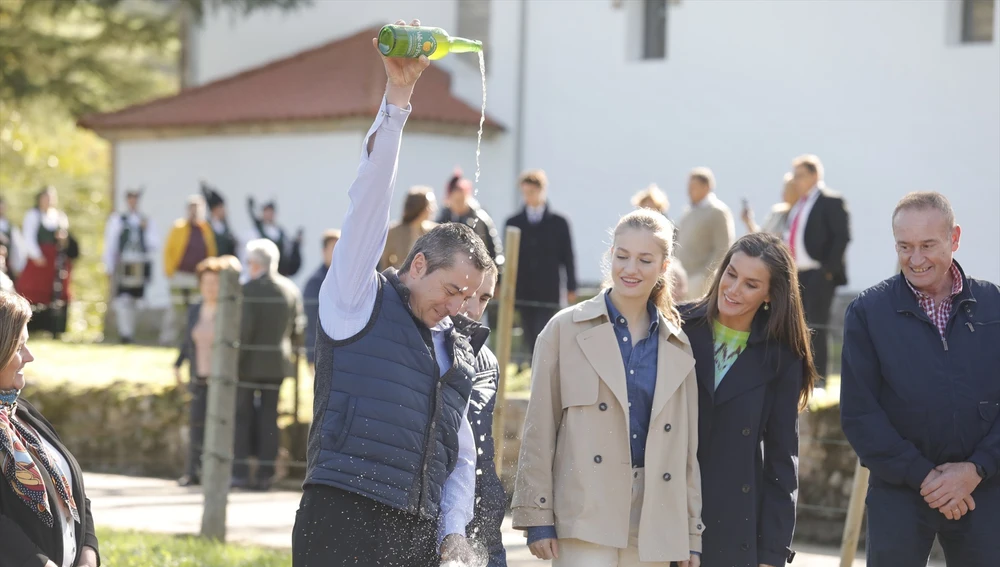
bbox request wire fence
[24,277,860,541]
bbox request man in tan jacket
[675,168,735,300]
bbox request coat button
[664,423,672,432]
[697,524,703,530]
[742,427,751,436]
[599,403,608,411]
[663,473,672,481]
[540,497,546,503]
[594,455,602,464]
[742,484,751,493]
[741,542,750,551]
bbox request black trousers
[186,377,208,478]
[798,269,836,381]
[233,382,281,482]
[518,306,557,361]
[866,480,1000,566]
[292,484,439,567]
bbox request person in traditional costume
[245,196,302,277]
[201,181,238,258]
[102,187,159,344]
[15,187,78,338]
[160,195,216,346]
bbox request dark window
[962,0,995,43]
[643,0,668,60]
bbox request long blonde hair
[0,291,32,372]
[602,209,681,327]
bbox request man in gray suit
[675,167,736,300]
[235,238,304,490]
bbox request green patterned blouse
[713,319,750,390]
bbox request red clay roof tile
[79,27,500,133]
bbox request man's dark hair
[399,222,495,276]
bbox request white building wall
[517,0,1000,288]
[115,129,508,307]
[181,0,999,291]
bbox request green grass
[26,337,830,414]
[28,340,178,389]
[96,528,291,567]
[24,338,316,424]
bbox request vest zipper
[415,378,443,516]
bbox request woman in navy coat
[681,233,817,567]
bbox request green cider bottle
[377,25,482,60]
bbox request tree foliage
[0,0,313,117]
[0,0,311,338]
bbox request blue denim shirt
[527,292,699,551]
[604,289,659,469]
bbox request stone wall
[23,381,189,477]
[24,381,874,547]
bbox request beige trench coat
[512,293,705,562]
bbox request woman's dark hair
[35,185,56,208]
[697,232,817,410]
[401,186,435,224]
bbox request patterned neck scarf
[0,389,80,527]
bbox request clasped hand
[920,462,982,520]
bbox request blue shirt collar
[604,288,659,336]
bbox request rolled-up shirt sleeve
[438,401,477,544]
[319,97,411,340]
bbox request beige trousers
[553,468,672,567]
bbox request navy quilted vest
[304,271,478,519]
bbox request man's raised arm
[319,22,430,341]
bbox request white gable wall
[164,0,1000,293]
[115,128,511,307]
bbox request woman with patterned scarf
[0,291,100,567]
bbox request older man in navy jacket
[841,191,1000,566]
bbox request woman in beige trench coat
[512,209,704,567]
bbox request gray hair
[892,191,956,228]
[246,238,280,275]
[689,167,716,190]
[399,222,494,276]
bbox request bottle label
[405,29,437,57]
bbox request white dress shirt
[0,217,24,275]
[785,185,823,271]
[317,97,476,542]
[102,210,159,275]
[21,208,68,261]
[526,204,546,224]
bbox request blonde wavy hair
[601,208,681,327]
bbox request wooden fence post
[839,458,870,567]
[492,226,521,480]
[200,267,242,541]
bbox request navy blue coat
[463,341,508,566]
[682,304,802,567]
[840,263,1000,490]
